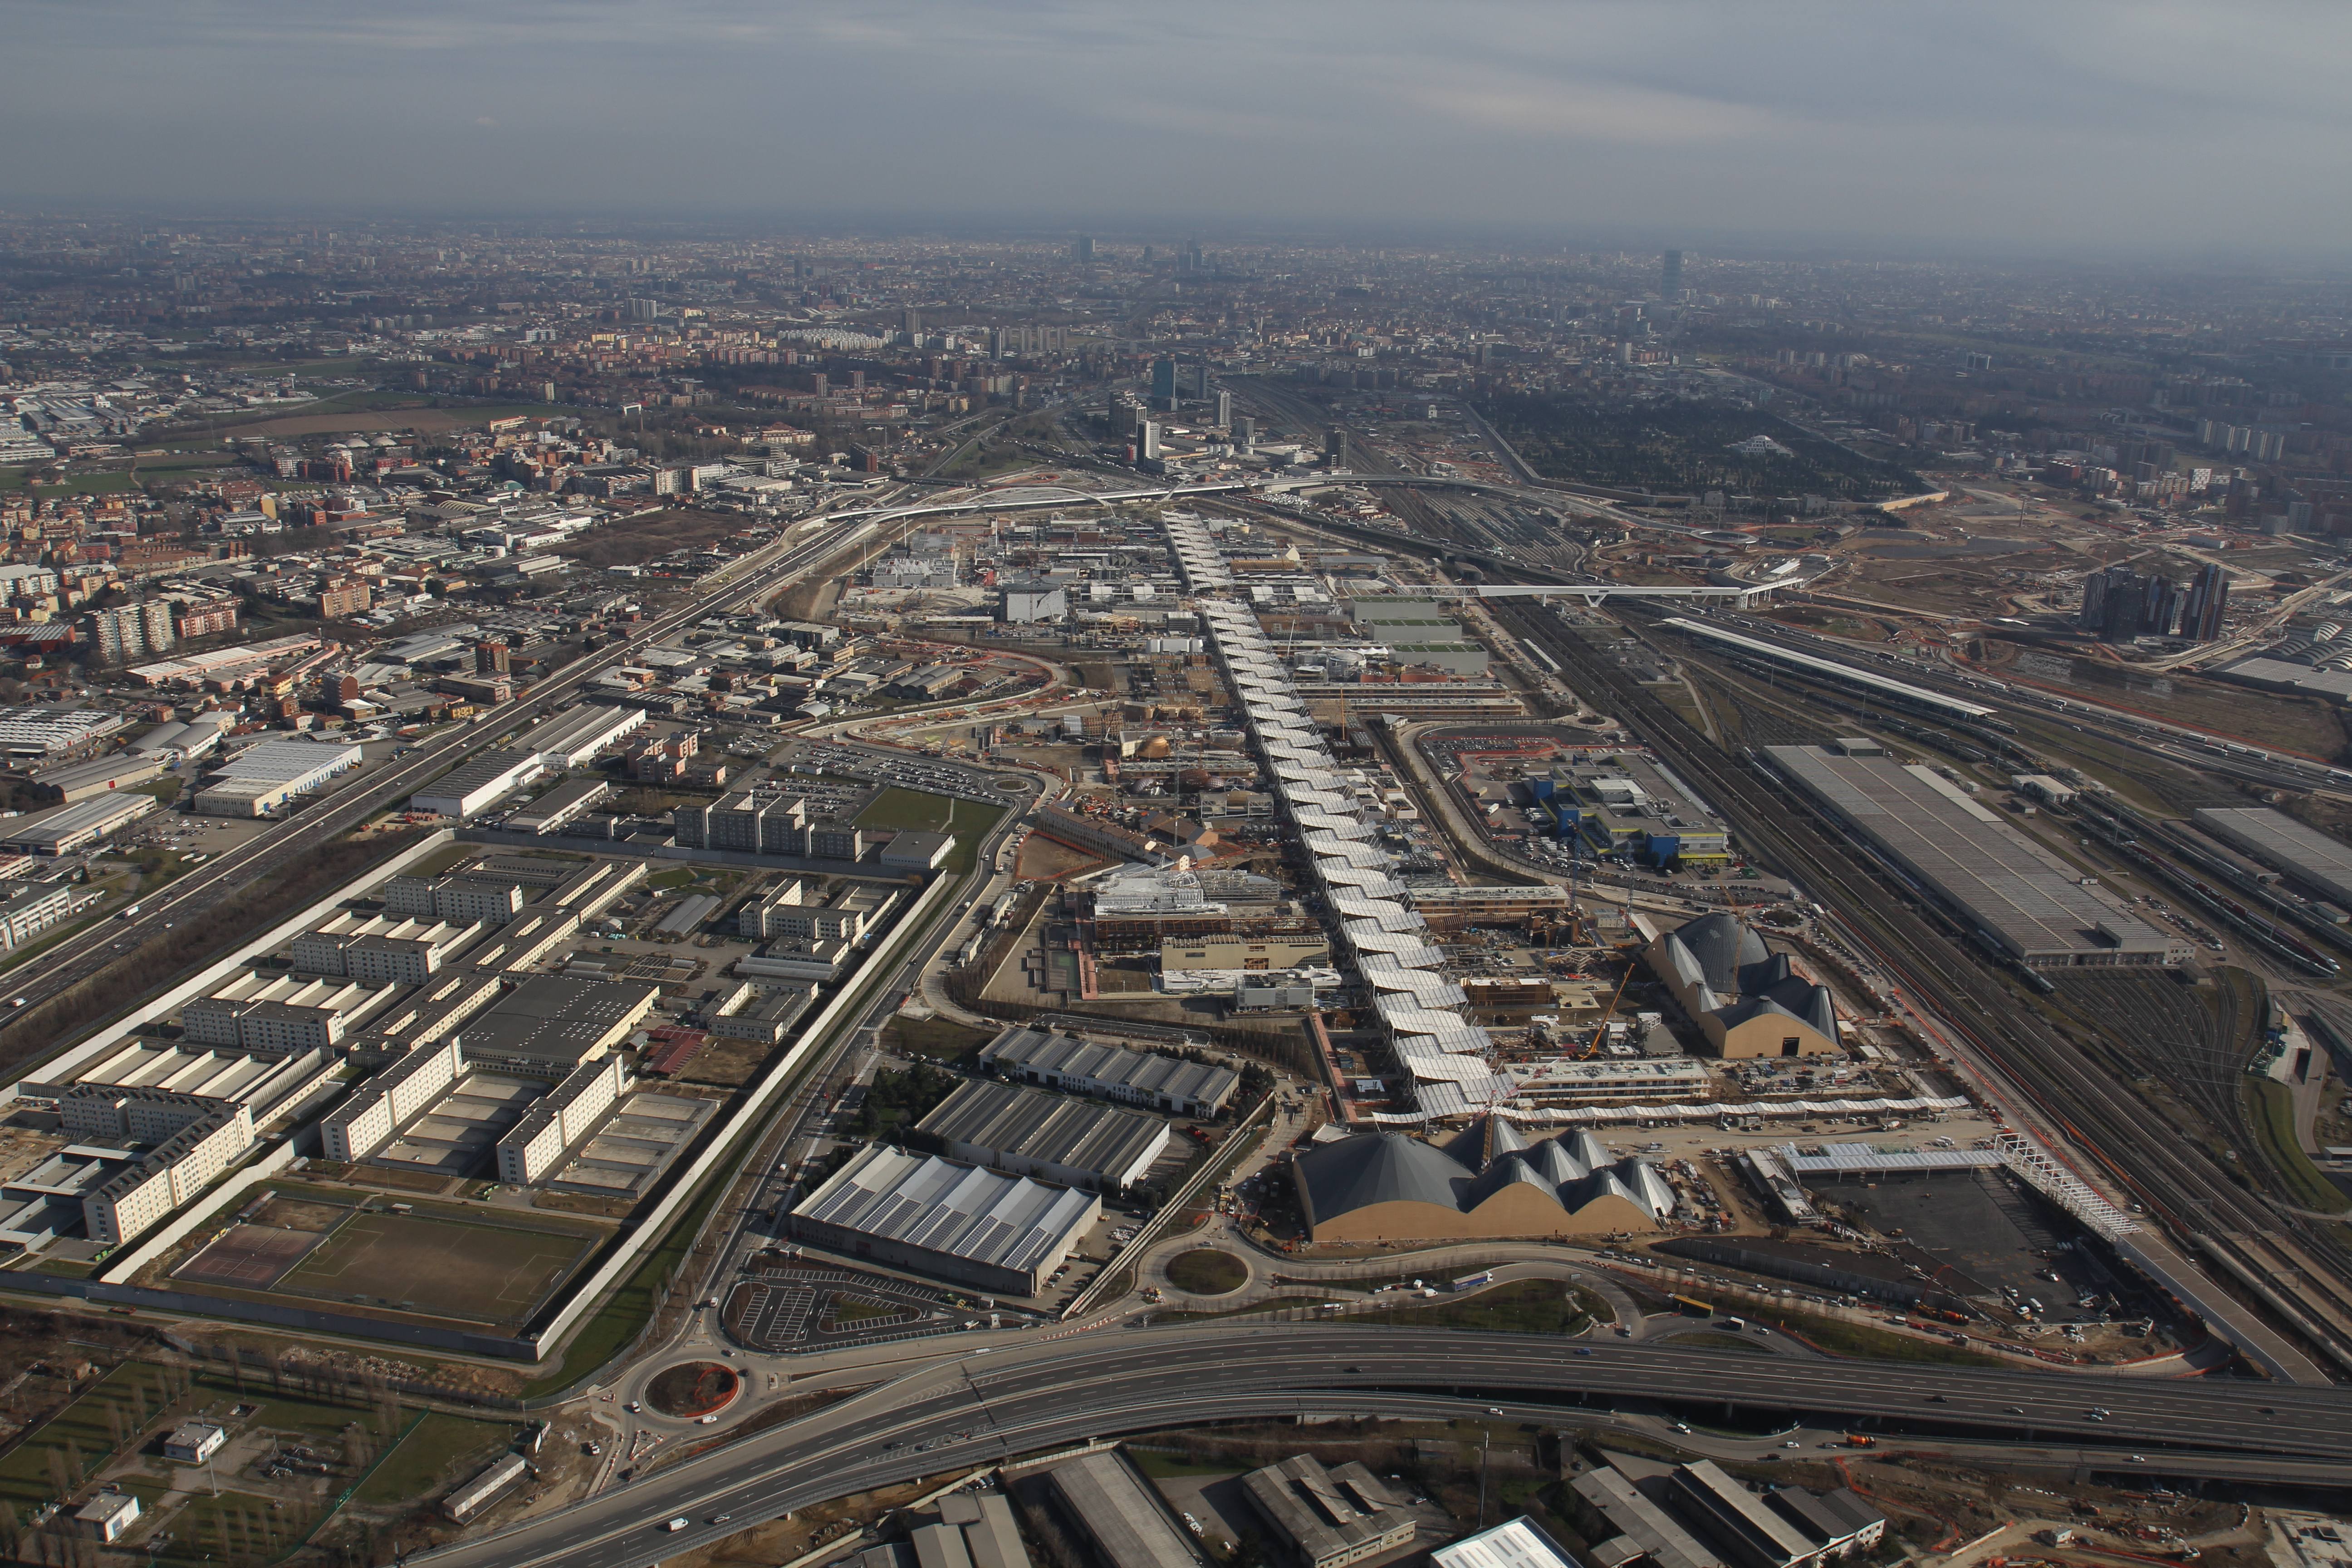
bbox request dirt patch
[552,506,759,571]
[1016,832,1110,880]
[677,1034,774,1089]
[209,407,480,439]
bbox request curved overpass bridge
[421,1325,2352,1568]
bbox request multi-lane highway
[422,1324,2352,1568]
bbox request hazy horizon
[6,0,2349,263]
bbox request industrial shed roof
[791,1144,1098,1279]
[916,1080,1166,1184]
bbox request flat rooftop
[1765,744,2178,966]
[2193,807,2352,907]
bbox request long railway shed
[1658,617,1998,724]
[1764,740,2189,968]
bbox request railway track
[1491,598,2352,1378]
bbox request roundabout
[1165,1248,1250,1296]
[644,1360,741,1421]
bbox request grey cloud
[1,0,2345,255]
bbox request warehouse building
[788,1143,1099,1296]
[909,1493,1031,1568]
[1567,1457,1882,1568]
[1242,1455,1414,1568]
[1039,1452,1207,1568]
[410,748,546,819]
[916,1079,1168,1192]
[877,829,956,870]
[1645,912,1839,1058]
[0,879,74,949]
[1291,1120,1671,1243]
[0,706,127,760]
[1430,1521,1587,1568]
[978,1026,1238,1117]
[1,791,158,855]
[2193,807,2352,911]
[1765,741,2188,968]
[31,754,165,803]
[194,738,363,817]
[1569,1469,1724,1568]
[507,777,613,836]
[519,701,645,768]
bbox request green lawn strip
[2245,1078,2348,1213]
[1737,1305,2006,1367]
[519,1172,726,1400]
[208,1378,400,1447]
[119,1481,304,1567]
[1153,1298,1347,1324]
[1657,1330,1774,1354]
[0,1361,163,1513]
[1361,1279,1594,1336]
[1,472,142,497]
[347,1411,513,1510]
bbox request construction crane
[1579,962,1636,1059]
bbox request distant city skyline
[5,0,2350,260]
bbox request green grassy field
[1365,1279,1598,1335]
[1166,1249,1249,1294]
[2247,1077,2349,1213]
[349,1412,517,1509]
[0,470,140,497]
[852,788,1004,874]
[0,1362,157,1514]
[277,1212,596,1326]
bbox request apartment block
[291,914,475,985]
[322,1038,462,1162]
[495,1054,626,1184]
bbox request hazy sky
[8,0,2349,257]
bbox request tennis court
[172,1223,329,1289]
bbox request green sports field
[275,1211,596,1326]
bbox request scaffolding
[1992,1131,2138,1240]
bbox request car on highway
[665,1518,689,1533]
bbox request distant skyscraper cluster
[2079,561,2229,642]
